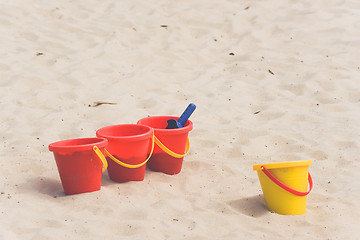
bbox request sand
[1,0,359,239]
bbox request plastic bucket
[137,116,193,175]
[253,160,313,215]
[49,138,108,195]
[96,124,153,183]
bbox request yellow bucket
[253,160,313,215]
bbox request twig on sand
[92,101,117,107]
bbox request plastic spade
[166,103,196,129]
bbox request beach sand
[1,0,359,239]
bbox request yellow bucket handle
[104,133,155,169]
[98,133,190,169]
[93,146,108,172]
[153,135,190,158]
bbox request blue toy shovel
[166,103,196,129]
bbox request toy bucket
[96,124,154,183]
[48,138,108,195]
[253,160,313,215]
[137,116,193,175]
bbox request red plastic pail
[137,116,193,175]
[96,124,153,183]
[48,138,108,195]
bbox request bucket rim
[49,137,108,153]
[253,160,312,171]
[96,124,153,142]
[137,116,193,134]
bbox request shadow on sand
[29,177,65,197]
[227,194,269,218]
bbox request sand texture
[1,0,359,239]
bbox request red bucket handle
[261,165,313,196]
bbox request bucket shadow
[30,175,116,197]
[29,177,65,197]
[227,195,269,218]
[100,172,118,186]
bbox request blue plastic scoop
[166,103,196,129]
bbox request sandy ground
[1,0,360,239]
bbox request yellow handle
[104,133,155,169]
[93,146,108,172]
[153,135,190,158]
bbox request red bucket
[48,137,108,195]
[137,116,193,175]
[96,124,153,183]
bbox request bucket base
[148,153,183,175]
[106,156,146,183]
[64,186,101,195]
